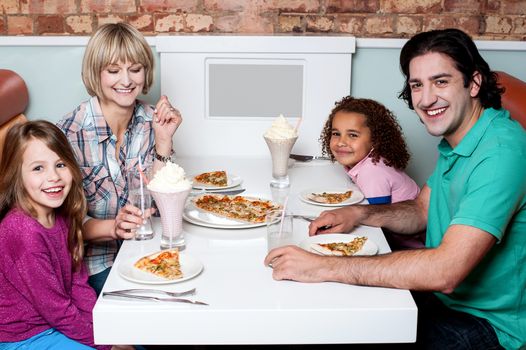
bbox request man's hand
[264,245,334,282]
[308,206,364,236]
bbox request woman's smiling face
[100,60,145,109]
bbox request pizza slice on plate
[134,249,183,280]
[194,194,280,223]
[194,170,228,187]
[310,237,368,256]
[308,190,353,204]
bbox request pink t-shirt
[346,155,424,250]
[347,156,419,204]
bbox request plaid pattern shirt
[57,96,155,276]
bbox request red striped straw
[137,156,149,185]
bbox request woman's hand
[113,204,146,240]
[152,95,182,152]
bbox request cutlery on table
[290,154,331,162]
[103,291,208,306]
[190,188,246,196]
[206,188,245,195]
[107,288,196,297]
[293,214,332,231]
[292,214,317,222]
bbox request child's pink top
[347,155,420,204]
[346,155,424,250]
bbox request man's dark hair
[398,28,503,110]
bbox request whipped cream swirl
[264,114,298,140]
[147,161,192,193]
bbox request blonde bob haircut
[82,22,154,98]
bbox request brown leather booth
[496,71,526,129]
[0,69,29,162]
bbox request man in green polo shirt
[264,29,525,349]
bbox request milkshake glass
[264,136,298,188]
[263,114,299,189]
[147,161,192,250]
[150,189,191,249]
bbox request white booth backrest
[157,35,355,157]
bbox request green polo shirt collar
[437,108,499,158]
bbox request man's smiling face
[409,52,481,146]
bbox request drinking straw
[294,117,302,132]
[137,159,149,185]
[138,156,145,216]
[278,196,289,236]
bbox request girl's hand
[152,95,182,149]
[113,204,145,240]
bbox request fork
[293,215,332,230]
[107,287,196,298]
[292,214,317,222]
[103,291,208,305]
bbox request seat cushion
[0,69,29,127]
[497,71,526,129]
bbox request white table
[93,157,417,345]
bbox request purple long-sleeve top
[0,208,110,350]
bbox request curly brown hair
[319,96,411,170]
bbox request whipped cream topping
[147,161,192,193]
[264,114,298,140]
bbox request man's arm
[266,224,496,293]
[309,185,430,235]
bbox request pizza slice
[308,190,353,204]
[310,237,368,256]
[194,170,228,187]
[193,194,280,223]
[134,249,183,280]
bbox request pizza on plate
[310,236,368,256]
[193,170,228,187]
[308,190,353,204]
[194,194,280,223]
[134,249,183,280]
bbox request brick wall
[1,0,525,40]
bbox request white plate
[300,233,379,256]
[299,187,365,207]
[183,194,277,229]
[191,172,242,190]
[118,253,203,285]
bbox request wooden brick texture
[0,0,524,40]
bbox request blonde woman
[57,23,182,295]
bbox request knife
[290,154,331,162]
[191,188,245,196]
[206,188,246,195]
[103,291,209,305]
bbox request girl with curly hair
[320,96,423,249]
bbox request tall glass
[264,136,298,188]
[126,169,155,240]
[266,209,294,251]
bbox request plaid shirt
[57,96,155,276]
